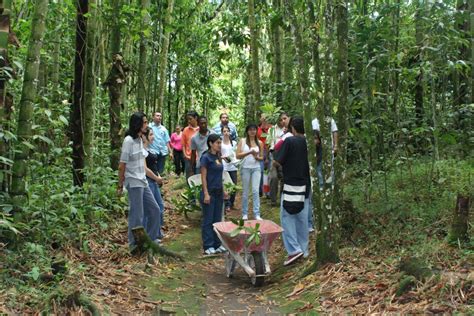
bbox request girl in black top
[143,127,165,240]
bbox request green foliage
[171,184,202,218]
[230,218,261,246]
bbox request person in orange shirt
[181,110,199,180]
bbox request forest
[0,0,472,314]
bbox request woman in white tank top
[236,124,264,220]
[221,126,238,212]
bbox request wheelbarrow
[213,220,283,287]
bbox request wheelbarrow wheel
[248,251,265,287]
[225,252,236,278]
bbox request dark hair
[143,127,152,141]
[279,112,289,119]
[221,125,231,133]
[290,116,305,134]
[207,133,221,149]
[219,113,229,119]
[126,112,146,139]
[198,115,207,122]
[186,110,198,119]
[245,124,259,149]
[205,134,222,162]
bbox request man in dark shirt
[273,116,310,266]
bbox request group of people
[118,109,338,266]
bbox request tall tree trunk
[392,0,401,126]
[70,0,88,187]
[136,0,150,111]
[174,62,180,126]
[455,0,469,108]
[308,0,322,108]
[51,39,60,101]
[414,3,424,127]
[107,0,124,171]
[271,0,283,109]
[83,0,97,172]
[248,0,261,121]
[10,0,49,208]
[167,64,172,131]
[0,0,12,192]
[157,0,174,113]
[469,1,474,104]
[332,0,349,249]
[471,0,474,105]
[285,0,339,271]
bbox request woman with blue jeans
[200,134,228,255]
[117,112,161,250]
[236,124,264,220]
[142,127,165,239]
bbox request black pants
[173,149,185,176]
[224,170,238,208]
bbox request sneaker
[283,252,303,266]
[215,245,227,253]
[255,215,263,221]
[204,247,216,255]
[242,215,248,220]
[308,227,315,233]
[153,238,162,245]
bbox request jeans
[156,154,167,175]
[185,158,193,180]
[147,178,165,233]
[268,160,282,204]
[280,196,310,256]
[173,149,185,175]
[127,185,161,245]
[224,170,238,208]
[240,167,261,218]
[200,190,223,250]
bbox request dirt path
[145,181,283,314]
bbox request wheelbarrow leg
[263,251,271,274]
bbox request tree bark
[136,0,150,111]
[157,0,174,113]
[414,3,424,127]
[248,0,261,121]
[70,0,88,187]
[285,0,339,271]
[455,0,469,108]
[83,0,97,172]
[448,195,470,244]
[271,0,283,109]
[105,0,125,171]
[10,0,49,208]
[0,0,12,192]
[332,0,349,255]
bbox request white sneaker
[308,227,315,233]
[255,216,263,221]
[242,215,248,220]
[204,247,216,255]
[215,245,227,253]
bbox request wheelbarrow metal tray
[213,220,283,253]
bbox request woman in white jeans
[236,124,264,220]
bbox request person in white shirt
[221,126,238,212]
[266,112,289,206]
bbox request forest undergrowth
[0,156,472,313]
